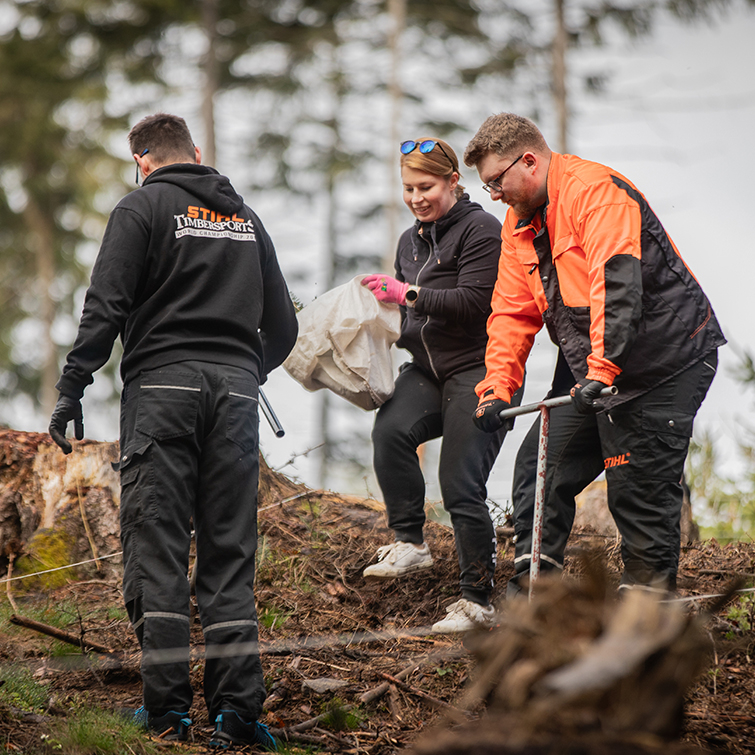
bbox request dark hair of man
[463,113,549,169]
[127,113,196,166]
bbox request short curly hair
[464,113,548,168]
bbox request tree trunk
[201,0,220,167]
[23,196,58,417]
[385,0,406,271]
[552,0,568,153]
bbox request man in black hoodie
[49,113,297,750]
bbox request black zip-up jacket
[57,163,297,399]
[394,195,502,382]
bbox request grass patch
[725,592,755,637]
[259,604,293,630]
[279,745,325,755]
[43,709,165,754]
[319,697,361,731]
[256,539,316,594]
[0,663,49,712]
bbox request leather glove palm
[49,394,84,454]
[570,380,609,414]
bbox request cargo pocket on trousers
[135,370,202,440]
[118,440,154,527]
[226,378,259,453]
[641,407,694,481]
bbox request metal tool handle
[259,388,285,438]
[498,384,618,420]
[495,384,617,601]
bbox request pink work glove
[361,274,409,305]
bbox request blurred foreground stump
[0,429,303,589]
[408,563,710,755]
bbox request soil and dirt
[0,437,754,754]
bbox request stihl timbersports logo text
[604,452,631,469]
[174,206,256,242]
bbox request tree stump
[0,429,306,591]
[0,430,121,587]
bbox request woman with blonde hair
[360,138,520,633]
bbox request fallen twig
[359,647,464,705]
[73,451,100,571]
[359,661,420,704]
[272,730,331,746]
[380,672,464,714]
[10,614,116,655]
[272,708,350,735]
[5,554,19,613]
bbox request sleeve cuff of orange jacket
[476,384,513,404]
[585,355,621,385]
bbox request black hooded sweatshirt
[394,195,502,382]
[57,163,297,399]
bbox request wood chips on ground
[0,456,753,754]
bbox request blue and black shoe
[122,705,192,741]
[209,709,278,751]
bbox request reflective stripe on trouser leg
[125,594,193,714]
[202,619,265,721]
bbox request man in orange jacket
[464,113,726,594]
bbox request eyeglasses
[482,154,523,194]
[400,139,454,168]
[135,148,149,186]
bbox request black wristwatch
[405,285,420,308]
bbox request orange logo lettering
[604,452,631,469]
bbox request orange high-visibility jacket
[477,153,726,407]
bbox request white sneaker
[430,598,496,634]
[362,541,434,579]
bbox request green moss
[14,525,79,592]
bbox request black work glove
[49,394,84,454]
[570,380,609,415]
[473,391,511,433]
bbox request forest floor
[0,472,754,754]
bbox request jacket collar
[545,151,566,212]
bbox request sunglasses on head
[135,147,149,186]
[400,140,454,167]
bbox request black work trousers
[118,360,265,720]
[372,363,511,605]
[511,352,718,591]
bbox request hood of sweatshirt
[143,163,245,216]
